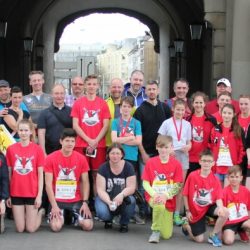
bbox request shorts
[223,221,246,232]
[215,173,227,182]
[11,197,36,205]
[74,147,106,171]
[190,204,217,237]
[48,201,91,220]
[174,150,189,170]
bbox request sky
[60,13,150,45]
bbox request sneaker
[148,231,160,243]
[104,221,112,229]
[173,213,183,226]
[113,215,121,225]
[238,230,249,243]
[181,218,189,237]
[0,214,5,234]
[208,233,222,247]
[133,213,145,225]
[119,224,128,233]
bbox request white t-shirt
[158,117,192,150]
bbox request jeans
[95,195,136,225]
[138,155,153,216]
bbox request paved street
[1,219,249,250]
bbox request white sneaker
[148,231,160,243]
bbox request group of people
[0,70,250,247]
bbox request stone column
[204,0,227,96]
[43,20,56,93]
[231,0,250,98]
[159,22,170,101]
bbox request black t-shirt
[134,100,171,155]
[98,161,135,199]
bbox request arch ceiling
[0,0,204,47]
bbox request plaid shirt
[64,94,76,107]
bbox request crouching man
[44,128,93,232]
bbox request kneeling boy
[182,149,228,247]
[44,128,93,232]
[142,135,183,243]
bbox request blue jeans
[95,195,136,225]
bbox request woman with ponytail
[209,104,245,187]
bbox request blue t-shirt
[111,117,142,161]
[0,102,29,112]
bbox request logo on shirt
[57,165,76,181]
[107,178,125,192]
[14,154,34,175]
[192,126,204,142]
[193,188,213,207]
[82,108,100,126]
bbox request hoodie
[122,82,147,108]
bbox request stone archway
[0,0,207,98]
[35,0,188,99]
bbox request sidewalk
[1,219,248,250]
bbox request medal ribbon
[173,117,182,141]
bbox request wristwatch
[82,200,89,205]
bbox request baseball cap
[216,78,231,87]
[0,80,10,87]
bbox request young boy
[222,165,250,245]
[158,98,192,225]
[142,135,183,243]
[111,96,142,168]
[182,149,228,247]
[44,128,93,232]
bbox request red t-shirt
[206,99,240,115]
[71,96,111,148]
[222,185,250,225]
[183,170,222,223]
[238,115,250,133]
[6,142,45,198]
[44,150,89,203]
[189,115,214,162]
[142,156,183,211]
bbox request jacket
[122,83,147,108]
[209,123,245,174]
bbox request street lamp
[23,37,33,94]
[23,37,33,53]
[174,39,184,53]
[174,39,184,78]
[69,68,72,95]
[80,58,83,77]
[168,45,176,58]
[0,21,7,38]
[189,24,203,40]
[87,61,92,75]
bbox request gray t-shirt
[23,93,52,124]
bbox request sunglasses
[72,83,84,86]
